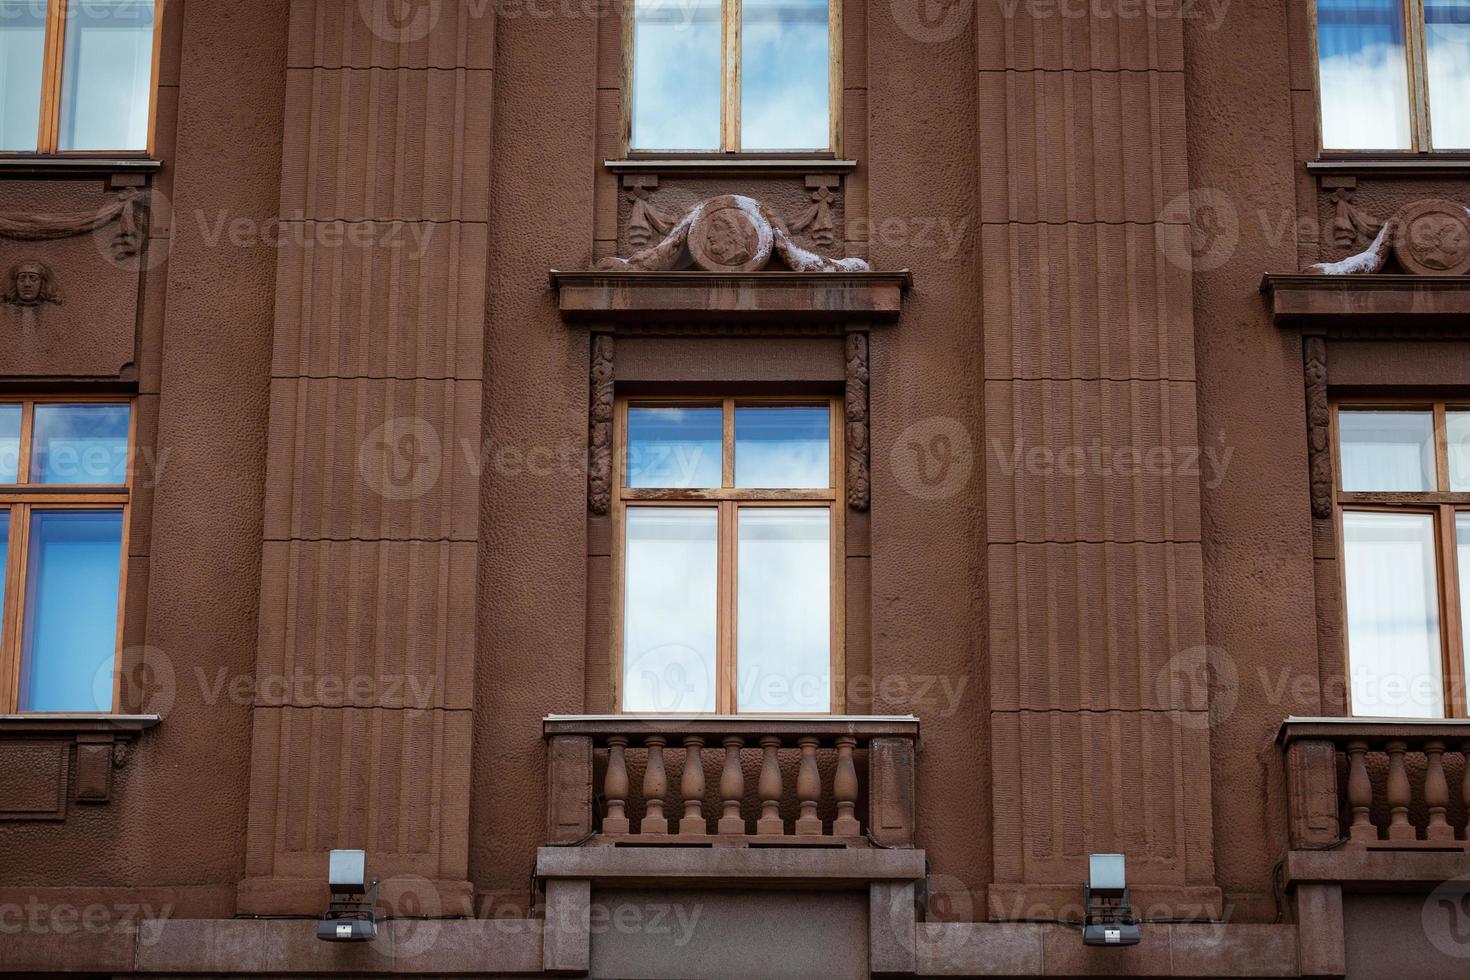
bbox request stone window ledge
[0,713,161,736]
[0,156,162,178]
[550,270,910,325]
[605,157,857,176]
[1261,273,1470,329]
[1308,156,1470,177]
[0,714,160,816]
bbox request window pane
[1343,511,1444,717]
[57,0,155,151]
[0,404,20,482]
[623,509,717,712]
[1425,0,1470,148]
[1338,410,1434,492]
[741,0,830,149]
[626,406,722,489]
[1448,411,1470,490]
[1316,0,1413,149]
[631,0,721,151]
[0,511,8,628]
[737,508,830,712]
[735,406,829,488]
[30,403,130,484]
[1458,513,1470,707]
[18,510,124,713]
[0,0,46,151]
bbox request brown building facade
[2,0,1470,976]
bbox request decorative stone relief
[0,187,146,260]
[596,194,870,273]
[588,334,615,515]
[1329,186,1381,249]
[626,184,678,252]
[2,259,62,309]
[846,332,871,511]
[788,178,839,249]
[1309,197,1470,276]
[1303,337,1331,520]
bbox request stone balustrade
[1279,717,1470,850]
[543,715,918,847]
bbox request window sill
[1308,156,1470,177]
[0,713,161,737]
[0,156,163,177]
[606,157,857,176]
[1261,273,1470,330]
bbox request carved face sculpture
[4,260,60,308]
[705,209,754,266]
[1405,213,1470,272]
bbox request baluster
[718,736,746,835]
[603,736,630,835]
[1425,739,1453,841]
[1385,740,1415,842]
[795,736,823,835]
[833,735,860,837]
[680,736,706,835]
[1346,740,1376,845]
[1462,740,1470,843]
[641,735,670,834]
[756,736,784,835]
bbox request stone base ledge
[1284,847,1470,887]
[916,922,1299,977]
[535,844,926,888]
[0,917,543,975]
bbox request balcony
[1278,717,1470,888]
[542,714,919,848]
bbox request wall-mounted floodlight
[316,849,378,942]
[1082,853,1140,947]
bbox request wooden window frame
[610,395,845,715]
[0,395,134,714]
[619,0,843,156]
[1,0,163,157]
[1332,399,1470,717]
[1311,0,1466,154]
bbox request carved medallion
[1393,198,1470,276]
[687,195,773,273]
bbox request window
[1315,0,1470,151]
[1334,402,1470,718]
[613,397,843,713]
[0,0,160,154]
[625,0,840,153]
[0,399,132,713]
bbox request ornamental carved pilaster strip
[1304,337,1332,520]
[589,333,615,515]
[845,332,870,511]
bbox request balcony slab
[534,844,926,889]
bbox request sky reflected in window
[0,0,46,151]
[734,406,829,488]
[741,0,829,149]
[58,0,155,151]
[1426,0,1470,148]
[31,404,131,485]
[626,406,723,489]
[632,0,721,150]
[1317,0,1413,149]
[0,405,19,483]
